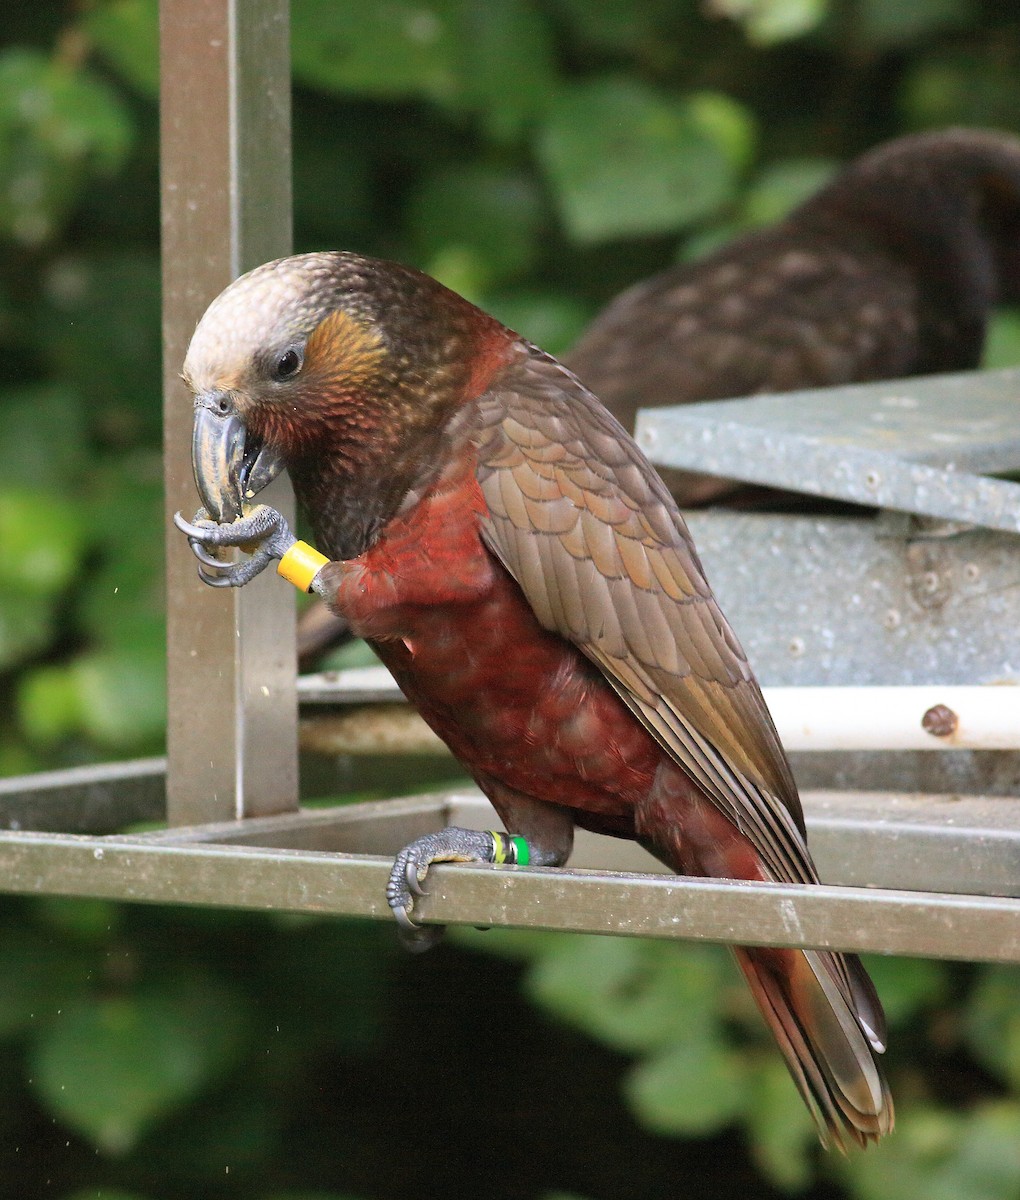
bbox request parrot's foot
[174,504,295,588]
[387,827,530,953]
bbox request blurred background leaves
[1,0,1020,1197]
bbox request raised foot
[173,504,295,587]
[387,827,529,953]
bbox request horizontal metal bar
[0,758,166,833]
[115,787,1020,900]
[635,369,1020,533]
[0,828,1017,961]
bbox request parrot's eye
[275,349,302,380]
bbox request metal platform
[635,370,1020,533]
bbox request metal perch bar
[1,823,1019,963]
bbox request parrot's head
[183,251,512,528]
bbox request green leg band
[486,832,530,866]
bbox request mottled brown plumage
[567,127,1020,504]
[180,251,893,1150]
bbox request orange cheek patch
[305,309,386,385]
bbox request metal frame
[0,0,1018,964]
[161,0,298,824]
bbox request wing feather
[475,343,814,886]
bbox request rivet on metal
[922,704,959,738]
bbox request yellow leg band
[277,541,329,592]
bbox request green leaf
[0,49,133,245]
[35,896,123,944]
[84,0,161,95]
[18,641,167,751]
[17,662,81,745]
[839,1102,1020,1200]
[963,965,1020,1090]
[739,157,837,227]
[71,644,167,749]
[745,1058,818,1190]
[0,489,86,597]
[686,91,757,173]
[291,0,460,103]
[526,937,728,1052]
[457,0,557,139]
[30,973,248,1154]
[548,0,679,53]
[537,78,738,244]
[624,1034,748,1136]
[77,454,165,654]
[710,0,828,44]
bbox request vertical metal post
[161,0,298,824]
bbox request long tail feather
[733,945,894,1149]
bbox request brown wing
[474,343,815,887]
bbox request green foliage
[537,77,745,243]
[0,47,132,245]
[2,1,1020,1198]
[835,1102,1020,1200]
[31,972,249,1153]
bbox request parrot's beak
[191,394,285,523]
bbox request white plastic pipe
[300,673,1020,753]
[763,686,1020,752]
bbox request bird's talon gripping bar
[277,541,329,592]
[489,831,530,866]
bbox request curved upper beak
[191,393,285,523]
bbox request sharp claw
[174,511,214,540]
[188,540,230,569]
[198,567,237,588]
[390,902,420,932]
[406,859,428,897]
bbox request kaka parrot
[175,251,893,1149]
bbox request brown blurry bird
[177,250,893,1149]
[567,126,1020,504]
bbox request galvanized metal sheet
[635,369,1020,532]
[686,512,1020,687]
